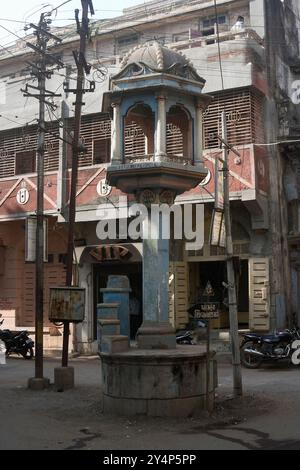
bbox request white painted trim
[24,177,57,209]
[0,178,22,207]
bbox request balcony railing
[125,154,193,165]
[169,28,264,51]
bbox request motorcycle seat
[262,335,281,344]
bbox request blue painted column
[101,276,131,338]
[137,204,176,349]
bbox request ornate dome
[117,42,205,84]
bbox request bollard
[0,339,6,365]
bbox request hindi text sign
[194,302,220,320]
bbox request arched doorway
[79,243,143,340]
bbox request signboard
[210,210,224,247]
[96,179,112,197]
[194,302,220,320]
[215,156,224,211]
[49,287,85,323]
[219,216,226,248]
[16,188,30,205]
[25,216,48,262]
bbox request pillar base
[28,377,50,391]
[54,367,74,392]
[100,346,217,417]
[137,322,176,349]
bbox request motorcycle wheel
[21,347,34,360]
[240,340,263,369]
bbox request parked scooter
[240,323,300,369]
[0,318,34,359]
[176,305,208,345]
[176,330,195,345]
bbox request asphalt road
[1,355,300,450]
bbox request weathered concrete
[100,346,217,417]
[54,367,74,392]
[100,335,129,354]
[28,377,50,391]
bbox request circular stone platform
[100,345,217,417]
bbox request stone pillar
[194,102,204,166]
[137,191,176,349]
[101,275,131,338]
[155,95,167,162]
[111,101,122,164]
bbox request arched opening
[124,103,155,162]
[166,105,192,162]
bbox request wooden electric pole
[62,0,95,367]
[221,110,243,397]
[35,20,46,382]
[24,13,62,389]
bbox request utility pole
[62,0,95,370]
[221,110,243,397]
[24,13,62,390]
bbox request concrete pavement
[1,355,300,450]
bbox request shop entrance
[93,263,143,340]
[190,260,249,329]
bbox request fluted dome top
[117,41,204,84]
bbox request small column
[111,101,122,164]
[194,102,204,166]
[155,95,167,162]
[137,191,176,349]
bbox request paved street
[1,355,300,450]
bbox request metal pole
[35,14,47,380]
[206,318,211,412]
[221,111,243,397]
[62,0,90,367]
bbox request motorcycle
[176,330,195,345]
[240,325,300,369]
[0,318,34,359]
[176,304,210,345]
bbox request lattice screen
[203,87,265,149]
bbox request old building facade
[0,0,299,354]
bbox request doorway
[190,259,249,329]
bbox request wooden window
[15,150,35,175]
[93,138,111,164]
[203,88,265,149]
[201,14,228,39]
[166,124,184,156]
[124,122,146,159]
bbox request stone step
[100,335,130,354]
[97,303,119,319]
[98,319,121,337]
[198,339,231,353]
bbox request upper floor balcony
[168,28,266,94]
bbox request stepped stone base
[101,335,130,354]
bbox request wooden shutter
[15,150,35,175]
[21,262,66,327]
[22,264,35,326]
[249,258,270,331]
[93,138,110,164]
[169,262,189,329]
